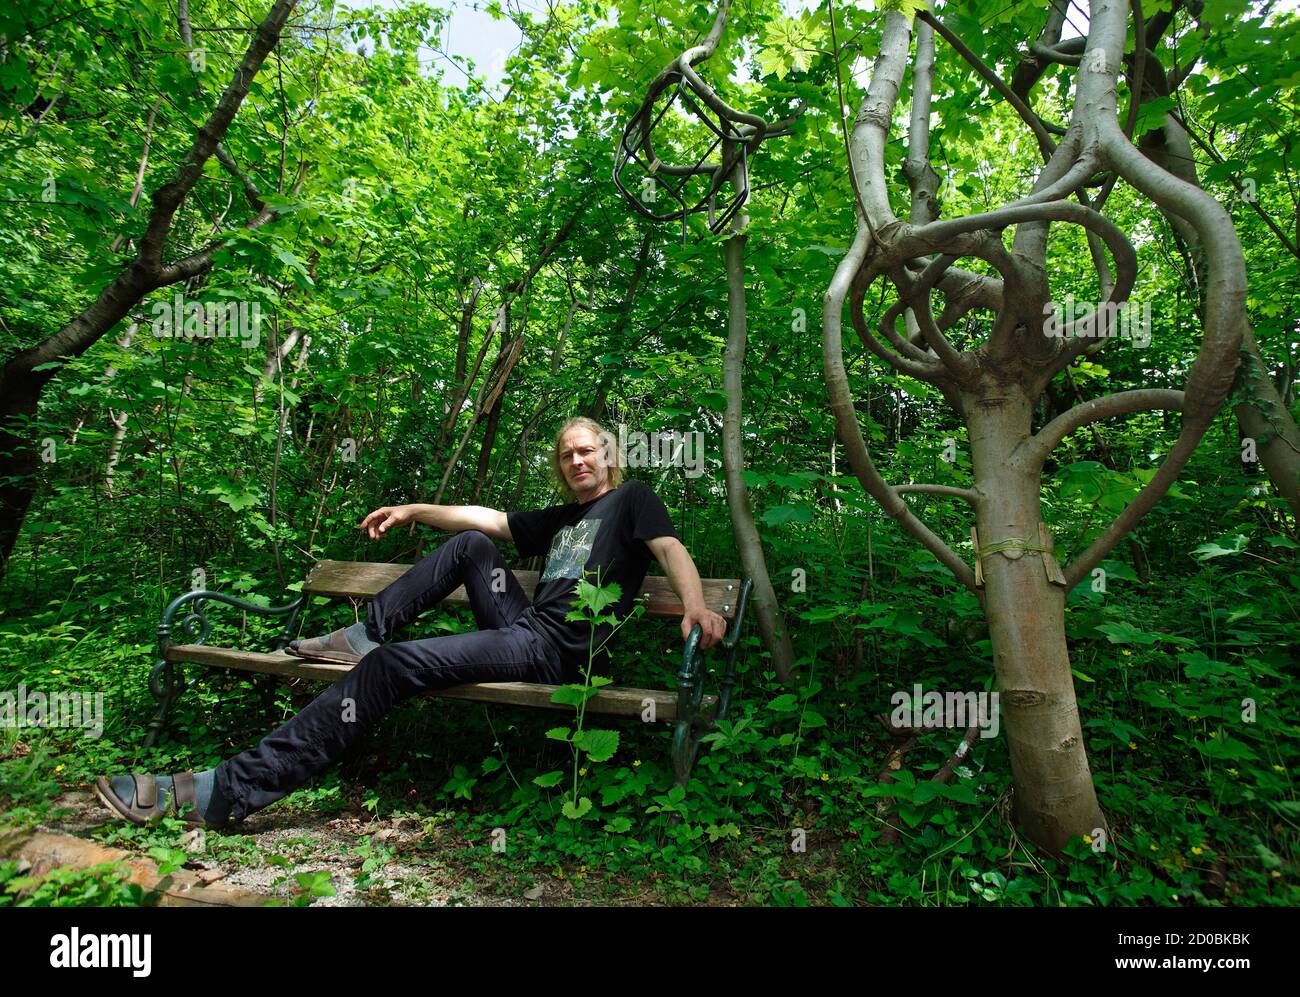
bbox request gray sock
[345,620,382,656]
[192,767,233,825]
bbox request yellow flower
[737,780,744,787]
[1191,846,1204,856]
[1121,650,1132,656]
[1083,834,1093,844]
[579,767,588,776]
[820,773,830,781]
[54,764,64,773]
[632,760,641,768]
[839,702,846,709]
[1273,764,1285,773]
[1191,715,1199,721]
[1128,741,1136,749]
[1209,732,1216,738]
[1150,844,1157,851]
[51,669,61,675]
[1227,768,1238,776]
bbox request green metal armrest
[671,578,753,786]
[144,588,305,748]
[158,589,305,654]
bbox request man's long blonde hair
[550,416,623,502]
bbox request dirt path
[8,789,546,906]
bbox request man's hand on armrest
[358,505,415,539]
[645,536,728,650]
[358,504,509,541]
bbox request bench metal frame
[144,567,752,788]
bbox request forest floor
[12,783,741,907]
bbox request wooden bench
[143,560,753,787]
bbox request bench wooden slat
[166,645,711,722]
[303,560,744,619]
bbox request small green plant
[0,859,155,907]
[291,869,336,906]
[351,833,396,891]
[534,569,644,825]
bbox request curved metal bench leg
[143,659,187,750]
[671,714,700,789]
[672,627,707,791]
[670,579,752,796]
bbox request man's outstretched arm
[358,504,511,541]
[645,536,728,650]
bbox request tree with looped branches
[613,0,1266,855]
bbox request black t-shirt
[506,480,677,673]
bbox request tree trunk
[101,317,140,500]
[965,384,1106,852]
[473,393,504,503]
[585,232,652,423]
[1234,329,1300,521]
[722,174,796,682]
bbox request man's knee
[456,529,499,557]
[419,528,497,566]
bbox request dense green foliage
[0,0,1296,905]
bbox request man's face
[558,427,612,502]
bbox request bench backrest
[303,560,744,620]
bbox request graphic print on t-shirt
[540,518,602,582]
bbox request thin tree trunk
[722,166,796,682]
[585,234,652,422]
[102,319,139,498]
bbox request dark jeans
[214,530,568,821]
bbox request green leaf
[1095,621,1160,645]
[940,782,979,804]
[1179,651,1229,679]
[549,685,588,707]
[913,781,944,804]
[1193,735,1257,761]
[532,770,564,788]
[761,504,813,527]
[801,709,827,729]
[880,0,932,21]
[573,728,619,762]
[1192,535,1249,560]
[561,796,593,820]
[1133,95,1177,134]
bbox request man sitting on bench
[94,416,727,829]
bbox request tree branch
[1015,388,1184,470]
[138,0,297,273]
[824,224,979,591]
[919,9,1056,161]
[896,484,980,505]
